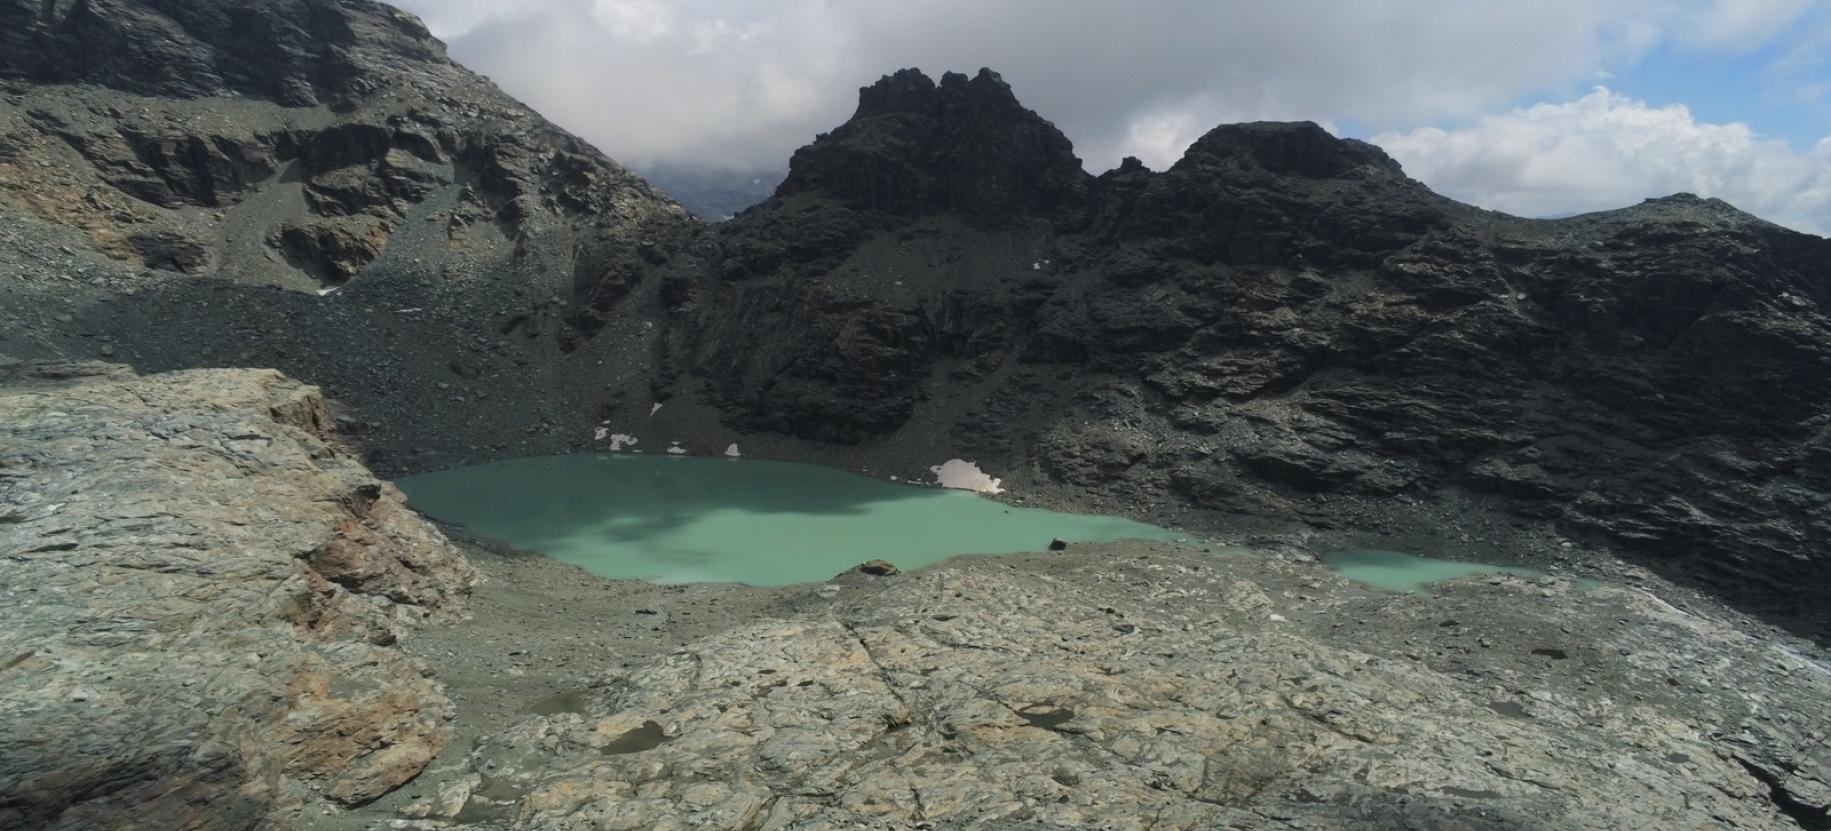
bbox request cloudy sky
[393,0,1831,235]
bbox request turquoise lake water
[395,454,1185,585]
[1322,549,1572,594]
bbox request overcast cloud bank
[396,0,1830,234]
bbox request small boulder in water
[855,559,900,576]
[1048,538,1068,551]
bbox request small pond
[396,454,1184,585]
[1322,549,1588,594]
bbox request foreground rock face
[0,361,475,830]
[650,68,1831,640]
[448,548,1830,830]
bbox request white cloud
[390,0,1827,229]
[1374,88,1831,235]
[401,0,536,39]
[590,0,677,42]
[1672,0,1814,51]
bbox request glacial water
[1322,549,1572,594]
[395,454,1184,585]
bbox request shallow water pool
[396,454,1184,585]
[1322,549,1582,594]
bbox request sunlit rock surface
[0,361,475,829]
[459,551,1830,830]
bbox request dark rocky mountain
[773,68,1091,221]
[1,0,689,289]
[0,0,695,469]
[1,0,1824,645]
[648,69,1831,641]
[3,4,1830,829]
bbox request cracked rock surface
[0,361,475,829]
[449,547,1830,830]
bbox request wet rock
[855,559,901,576]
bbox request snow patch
[930,459,1004,494]
[593,427,608,441]
[316,286,340,297]
[649,403,663,417]
[666,443,688,456]
[724,443,741,458]
[605,433,638,452]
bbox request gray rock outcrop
[452,550,1831,829]
[650,69,1831,643]
[0,0,695,478]
[0,361,475,830]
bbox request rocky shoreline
[308,506,1831,830]
[4,0,1826,645]
[2,362,1827,830]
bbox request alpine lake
[397,454,1578,592]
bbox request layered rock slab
[0,361,475,830]
[462,556,1829,830]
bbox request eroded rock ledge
[0,361,475,830]
[456,552,1830,830]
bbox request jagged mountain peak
[774,66,1088,220]
[853,67,1023,119]
[1175,120,1406,180]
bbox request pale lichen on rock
[0,361,475,829]
[456,555,1829,830]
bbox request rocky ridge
[5,3,1825,651]
[0,0,687,291]
[0,6,1828,828]
[433,546,1831,830]
[0,0,695,473]
[0,361,475,829]
[638,68,1831,642]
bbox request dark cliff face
[1,0,690,286]
[657,69,1831,640]
[1,0,694,489]
[1,0,446,107]
[776,68,1091,222]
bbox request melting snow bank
[724,443,741,458]
[931,459,1003,494]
